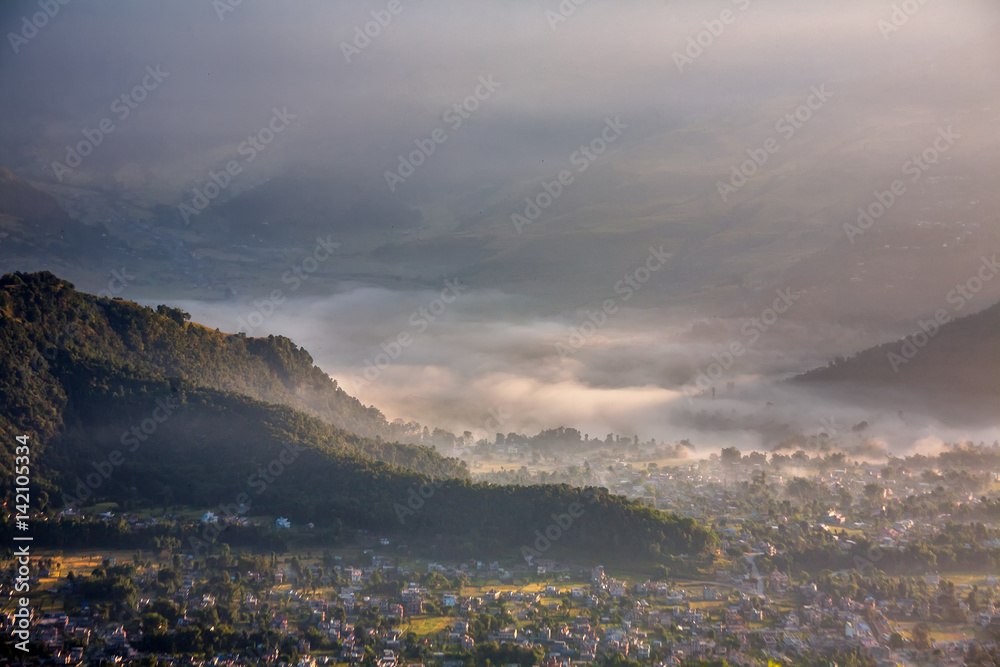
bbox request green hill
[0,270,446,445]
[44,371,711,558]
[0,271,715,561]
[0,271,466,482]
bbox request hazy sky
[3,0,999,454]
[2,0,997,200]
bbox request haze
[2,0,999,455]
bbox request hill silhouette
[796,299,1000,408]
[0,271,715,560]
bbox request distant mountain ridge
[0,167,110,255]
[0,167,73,227]
[796,299,1000,405]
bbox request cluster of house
[0,611,129,665]
[267,560,1000,667]
[5,546,1000,667]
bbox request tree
[863,482,884,504]
[422,572,450,590]
[786,477,817,502]
[721,447,742,466]
[155,304,190,325]
[141,612,168,634]
[966,586,981,614]
[912,622,931,650]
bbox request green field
[403,615,455,637]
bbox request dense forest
[0,271,715,561]
[0,270,454,448]
[0,271,464,478]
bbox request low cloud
[170,287,1000,457]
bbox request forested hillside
[36,371,713,559]
[0,271,715,561]
[0,271,454,467]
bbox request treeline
[30,378,714,558]
[887,441,1000,472]
[477,464,604,487]
[41,376,714,558]
[0,516,294,554]
[784,527,1000,576]
[726,515,1000,578]
[493,426,692,456]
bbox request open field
[893,621,979,643]
[403,615,454,637]
[938,574,997,588]
[688,600,725,610]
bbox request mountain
[45,375,712,559]
[0,271,462,477]
[0,167,118,262]
[0,270,447,444]
[0,271,715,560]
[194,168,424,244]
[795,299,1000,407]
[0,166,74,230]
